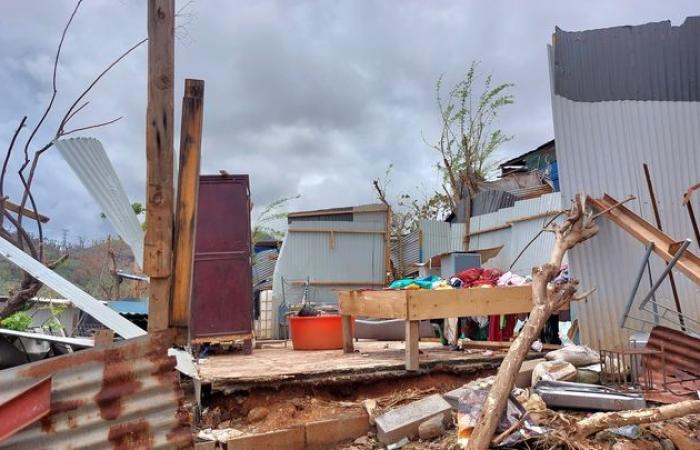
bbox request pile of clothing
[385,266,567,344]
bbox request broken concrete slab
[375,393,451,444]
[515,358,546,388]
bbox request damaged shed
[550,17,700,348]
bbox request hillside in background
[0,236,147,300]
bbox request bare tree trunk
[572,400,700,439]
[466,195,599,450]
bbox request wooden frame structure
[338,286,541,370]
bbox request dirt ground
[201,372,479,434]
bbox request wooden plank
[337,290,408,319]
[461,341,561,352]
[406,286,533,320]
[145,0,175,332]
[288,228,385,234]
[590,194,700,285]
[405,320,420,371]
[341,314,354,353]
[190,333,254,345]
[171,79,204,335]
[384,207,392,283]
[0,198,49,223]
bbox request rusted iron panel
[191,175,253,340]
[0,377,51,442]
[0,331,191,449]
[642,326,700,403]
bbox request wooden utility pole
[145,0,175,332]
[171,79,204,343]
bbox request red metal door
[190,174,252,341]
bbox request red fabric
[488,314,517,341]
[455,267,503,288]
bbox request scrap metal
[642,326,700,403]
[0,378,51,442]
[0,330,191,449]
[0,234,145,339]
[0,328,94,348]
[55,138,144,267]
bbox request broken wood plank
[0,198,49,223]
[171,78,204,336]
[590,194,700,285]
[145,0,175,332]
[460,341,561,352]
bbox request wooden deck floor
[197,340,508,392]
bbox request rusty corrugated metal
[642,326,700,403]
[0,331,191,449]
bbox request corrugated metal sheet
[272,213,388,336]
[549,29,700,348]
[0,235,145,339]
[55,138,144,267]
[0,331,191,449]
[253,249,277,291]
[471,190,518,217]
[468,193,563,273]
[554,18,700,102]
[419,220,451,261]
[388,193,562,276]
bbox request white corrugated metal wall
[390,193,563,276]
[550,47,700,348]
[271,214,387,338]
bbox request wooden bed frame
[338,286,545,370]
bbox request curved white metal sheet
[55,137,144,267]
[0,235,145,339]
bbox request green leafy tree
[431,61,514,246]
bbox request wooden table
[338,286,539,371]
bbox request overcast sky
[1,1,697,243]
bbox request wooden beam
[407,286,534,320]
[384,207,392,284]
[405,320,420,371]
[341,314,354,353]
[145,0,175,332]
[590,194,700,285]
[171,79,204,337]
[337,290,408,319]
[0,198,50,223]
[288,280,384,287]
[287,228,385,235]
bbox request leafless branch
[61,116,123,136]
[21,0,82,167]
[57,37,147,136]
[0,116,27,199]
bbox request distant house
[447,139,558,223]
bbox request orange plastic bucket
[288,315,354,350]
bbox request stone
[354,435,370,445]
[375,394,451,444]
[247,406,269,423]
[289,398,305,410]
[418,415,445,440]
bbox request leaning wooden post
[466,195,599,450]
[171,79,204,344]
[145,0,175,333]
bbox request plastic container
[288,315,353,350]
